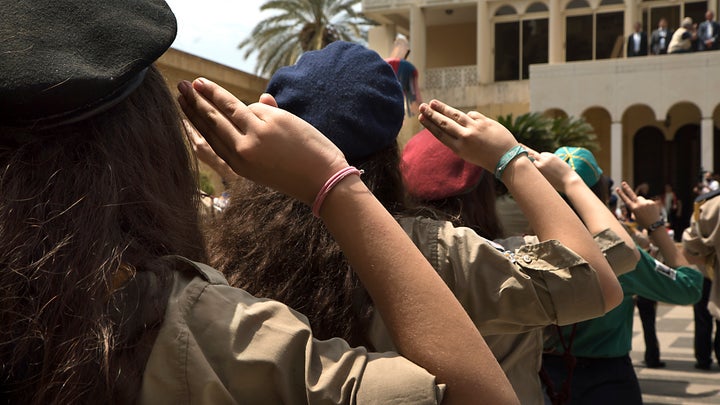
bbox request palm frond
[240,0,371,77]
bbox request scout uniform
[682,189,720,368]
[366,217,638,405]
[542,247,702,403]
[141,258,444,404]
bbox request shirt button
[523,254,532,263]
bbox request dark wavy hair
[0,66,205,404]
[207,145,404,348]
[405,171,504,240]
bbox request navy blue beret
[266,41,405,163]
[0,0,177,128]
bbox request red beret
[401,129,483,201]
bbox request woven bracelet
[495,145,530,181]
[647,219,665,233]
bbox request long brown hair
[207,145,404,348]
[0,66,205,404]
[406,171,504,240]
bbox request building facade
[363,0,720,227]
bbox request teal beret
[554,146,603,187]
[0,0,177,128]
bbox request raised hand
[616,181,662,229]
[183,119,239,183]
[177,78,348,205]
[418,99,518,173]
[527,149,583,193]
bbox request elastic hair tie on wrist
[495,145,530,181]
[312,166,363,217]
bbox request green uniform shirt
[547,247,702,358]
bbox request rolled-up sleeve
[140,269,442,405]
[397,217,605,336]
[593,228,638,276]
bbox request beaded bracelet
[312,166,363,218]
[495,145,530,181]
[647,219,666,233]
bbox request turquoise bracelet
[495,145,530,181]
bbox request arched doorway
[674,124,701,239]
[633,124,700,239]
[633,126,665,196]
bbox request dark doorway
[633,126,665,196]
[672,124,701,239]
[633,124,700,240]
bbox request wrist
[557,173,585,195]
[495,145,531,181]
[647,218,666,233]
[312,166,363,217]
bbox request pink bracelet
[312,166,363,217]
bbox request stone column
[624,0,638,56]
[702,117,715,173]
[409,5,426,88]
[549,0,563,63]
[611,121,623,186]
[477,0,492,83]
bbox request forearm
[502,158,622,311]
[649,225,689,268]
[320,176,518,405]
[563,177,639,260]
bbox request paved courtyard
[632,304,720,404]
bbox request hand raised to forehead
[525,148,581,193]
[417,99,518,172]
[177,78,348,205]
[616,181,662,229]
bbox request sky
[165,0,266,76]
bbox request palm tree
[496,112,556,153]
[497,112,599,153]
[240,0,374,78]
[550,115,599,153]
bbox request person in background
[627,21,649,57]
[697,10,720,51]
[0,1,519,403]
[682,188,720,370]
[542,164,703,404]
[201,42,629,405]
[650,17,672,55]
[385,34,422,117]
[399,136,638,404]
[668,17,698,54]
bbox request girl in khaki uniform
[201,42,637,404]
[398,132,640,404]
[0,1,518,404]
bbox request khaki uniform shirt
[140,259,444,404]
[368,217,637,405]
[683,193,720,318]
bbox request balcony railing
[363,0,465,9]
[425,65,477,89]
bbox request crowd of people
[627,10,720,56]
[1,1,719,404]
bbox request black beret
[266,41,405,163]
[0,0,177,128]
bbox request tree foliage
[496,112,599,153]
[240,0,375,78]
